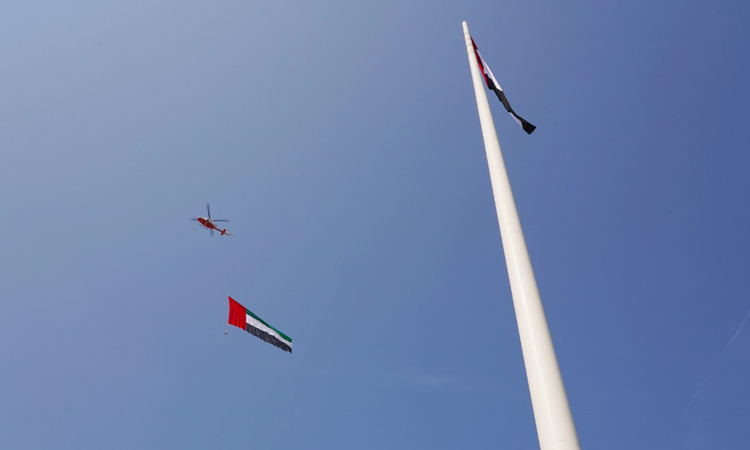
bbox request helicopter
[192,204,231,236]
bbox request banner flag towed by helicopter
[228,296,293,353]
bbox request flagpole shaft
[462,21,580,450]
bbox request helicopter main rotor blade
[206,203,212,220]
[191,218,199,221]
[212,219,229,222]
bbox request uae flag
[228,296,293,353]
[471,38,536,135]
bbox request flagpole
[462,21,581,450]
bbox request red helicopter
[192,204,232,236]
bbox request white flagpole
[462,21,581,450]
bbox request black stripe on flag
[472,38,536,135]
[245,324,293,353]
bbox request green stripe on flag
[246,308,292,344]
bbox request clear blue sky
[2,1,749,449]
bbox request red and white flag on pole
[471,38,536,135]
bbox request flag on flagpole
[471,38,536,135]
[228,296,293,353]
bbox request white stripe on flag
[246,313,292,346]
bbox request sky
[2,1,750,449]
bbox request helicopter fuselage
[196,217,230,235]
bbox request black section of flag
[245,324,293,353]
[485,77,536,135]
[472,38,536,135]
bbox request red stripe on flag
[228,296,247,330]
[471,38,489,89]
